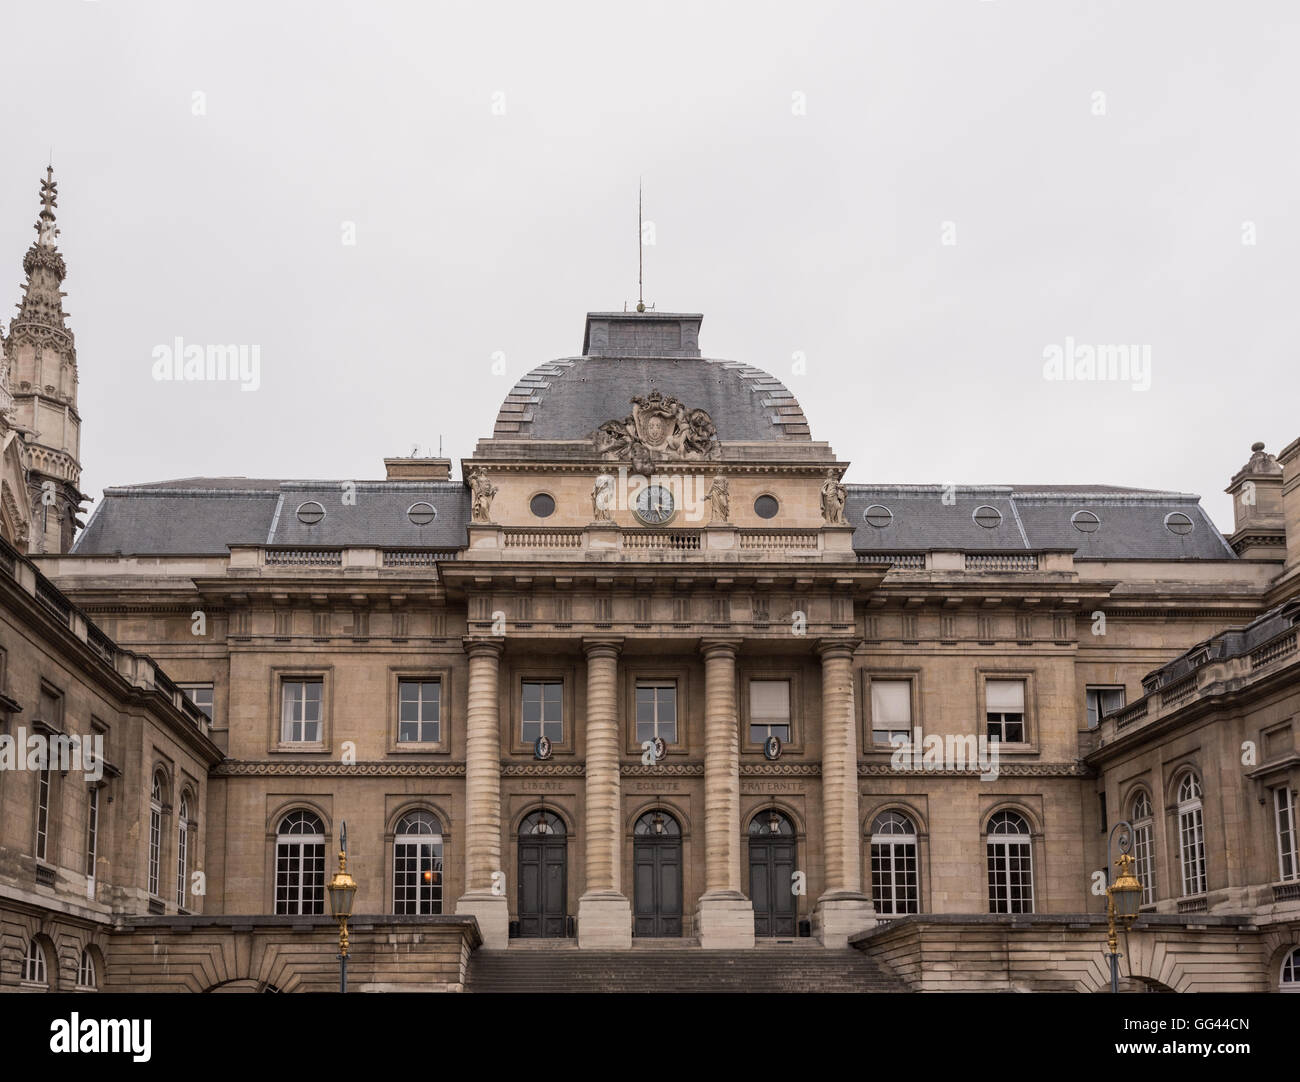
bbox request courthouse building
[1,173,1298,992]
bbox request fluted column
[455,637,509,948]
[696,637,754,947]
[577,637,631,947]
[813,637,875,946]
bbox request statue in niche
[705,475,730,524]
[591,472,616,523]
[469,467,498,523]
[820,468,847,525]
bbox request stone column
[577,637,632,947]
[695,637,754,947]
[455,638,509,948]
[812,638,875,946]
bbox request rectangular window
[35,768,51,862]
[280,679,323,743]
[86,786,99,879]
[521,680,563,743]
[398,679,441,743]
[749,679,791,743]
[635,682,677,744]
[1085,685,1126,729]
[1179,806,1207,896]
[1133,822,1155,906]
[870,680,912,745]
[985,679,1025,743]
[1275,786,1298,883]
[38,685,62,728]
[178,684,215,721]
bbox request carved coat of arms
[592,390,718,468]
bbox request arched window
[1130,790,1156,906]
[520,809,566,836]
[1176,772,1207,897]
[747,809,795,836]
[633,810,681,836]
[77,948,97,989]
[148,772,165,897]
[176,793,191,909]
[393,811,444,915]
[22,937,48,985]
[275,810,325,915]
[1281,947,1300,993]
[987,810,1034,914]
[870,811,919,916]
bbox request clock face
[634,485,676,525]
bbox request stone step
[466,948,906,993]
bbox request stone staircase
[465,946,907,993]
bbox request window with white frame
[392,810,443,915]
[398,679,441,743]
[521,680,563,743]
[985,680,1026,743]
[176,793,191,908]
[1130,790,1156,906]
[178,683,214,721]
[35,767,51,863]
[275,810,326,915]
[635,682,677,744]
[1281,947,1300,993]
[86,785,99,880]
[77,948,97,989]
[22,938,47,985]
[987,810,1034,913]
[870,811,919,915]
[148,772,164,897]
[281,680,323,743]
[1085,685,1126,729]
[1274,785,1298,883]
[870,680,912,746]
[1177,772,1207,896]
[749,679,791,743]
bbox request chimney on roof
[384,457,451,481]
[1226,441,1285,560]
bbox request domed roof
[491,312,811,444]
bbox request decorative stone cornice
[501,762,585,776]
[858,760,1092,777]
[211,760,467,777]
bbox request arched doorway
[633,810,682,937]
[749,809,797,937]
[517,809,567,937]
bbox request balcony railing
[1251,630,1297,671]
[381,549,460,567]
[965,553,1039,572]
[738,531,819,551]
[623,531,702,551]
[265,548,344,566]
[503,529,584,549]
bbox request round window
[407,502,437,526]
[530,493,556,519]
[295,501,325,526]
[972,505,1002,529]
[754,495,779,519]
[863,504,893,529]
[1164,511,1194,536]
[1071,509,1100,533]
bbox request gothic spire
[15,165,70,330]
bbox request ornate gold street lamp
[325,820,357,993]
[1105,820,1144,993]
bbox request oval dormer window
[295,501,326,526]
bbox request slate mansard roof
[72,479,471,556]
[846,485,1236,560]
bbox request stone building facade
[0,175,1297,992]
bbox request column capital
[815,637,858,661]
[462,636,505,659]
[582,636,624,659]
[699,636,743,660]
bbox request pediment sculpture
[591,390,719,468]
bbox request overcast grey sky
[2,0,1296,530]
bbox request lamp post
[325,820,357,993]
[1105,820,1143,993]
